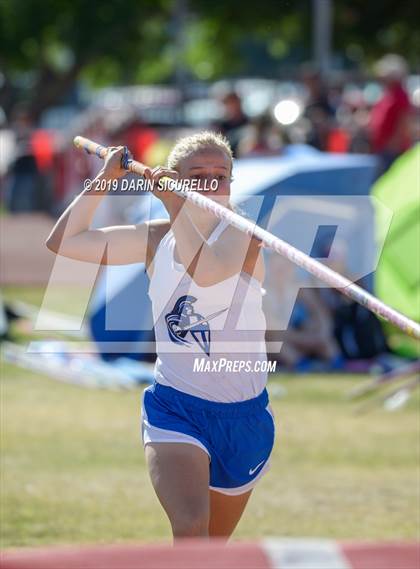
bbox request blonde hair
[167,131,233,171]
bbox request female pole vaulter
[46,131,276,540]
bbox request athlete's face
[178,148,232,207]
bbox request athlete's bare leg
[145,442,210,539]
[209,489,253,539]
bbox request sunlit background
[0,0,419,554]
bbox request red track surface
[0,213,93,285]
[1,540,419,569]
[343,542,420,569]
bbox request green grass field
[1,286,419,547]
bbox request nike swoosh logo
[249,460,265,475]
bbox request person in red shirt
[369,54,413,176]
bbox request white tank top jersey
[148,219,268,403]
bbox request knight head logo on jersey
[165,295,228,357]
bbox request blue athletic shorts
[141,382,276,495]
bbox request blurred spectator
[0,294,23,342]
[0,295,7,341]
[316,240,389,363]
[31,129,54,174]
[105,108,158,164]
[50,112,109,215]
[213,90,249,154]
[237,113,284,157]
[264,254,342,371]
[0,118,15,189]
[326,125,350,153]
[4,105,46,213]
[301,65,335,151]
[346,102,372,154]
[369,54,413,175]
[327,75,345,115]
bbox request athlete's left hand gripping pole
[73,135,151,177]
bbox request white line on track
[263,538,352,569]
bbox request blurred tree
[333,0,420,67]
[0,0,418,121]
[183,0,305,79]
[0,0,173,120]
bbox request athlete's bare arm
[147,173,264,287]
[45,147,168,265]
[185,221,265,286]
